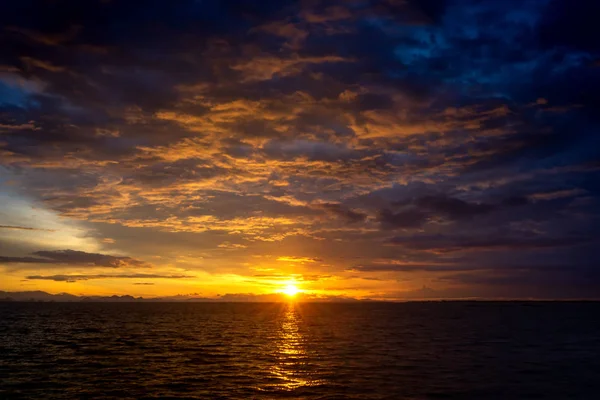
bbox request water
[1,302,599,399]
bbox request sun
[282,283,300,297]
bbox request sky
[0,0,599,300]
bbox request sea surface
[1,302,600,399]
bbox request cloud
[349,261,472,273]
[387,234,592,253]
[538,0,600,53]
[0,250,149,268]
[254,20,308,49]
[217,241,247,250]
[377,208,428,229]
[317,202,367,223]
[411,196,496,220]
[20,57,66,73]
[0,0,599,298]
[25,273,192,282]
[276,256,322,263]
[529,189,587,202]
[230,55,352,82]
[0,225,55,232]
[375,193,534,229]
[263,140,366,162]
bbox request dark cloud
[0,225,55,232]
[25,273,192,282]
[0,0,599,298]
[0,250,148,268]
[350,263,476,273]
[318,202,367,223]
[538,0,600,54]
[412,196,496,220]
[378,208,428,229]
[387,234,593,253]
[374,193,535,230]
[262,140,368,162]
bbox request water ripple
[1,302,600,399]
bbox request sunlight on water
[268,303,324,392]
[4,303,600,399]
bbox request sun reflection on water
[267,302,324,392]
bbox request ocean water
[1,302,600,399]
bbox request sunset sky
[1,0,599,300]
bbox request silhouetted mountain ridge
[0,291,365,302]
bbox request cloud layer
[1,0,599,299]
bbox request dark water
[1,302,600,399]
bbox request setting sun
[282,284,300,297]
